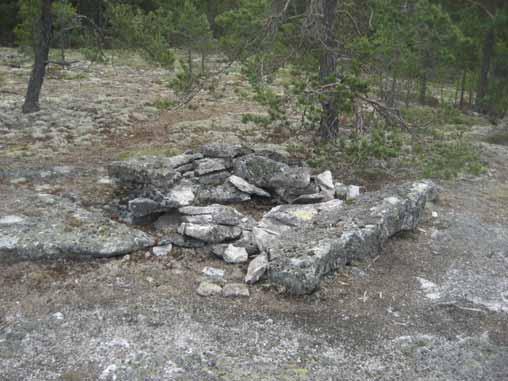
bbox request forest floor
[1,49,507,380]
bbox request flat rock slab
[223,283,250,297]
[0,193,155,262]
[264,181,437,294]
[228,175,271,197]
[108,153,203,190]
[179,204,246,226]
[200,143,253,159]
[178,223,243,244]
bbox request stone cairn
[108,144,438,295]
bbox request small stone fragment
[51,312,64,320]
[245,254,268,284]
[223,283,250,297]
[334,183,348,199]
[152,244,173,257]
[0,215,25,225]
[130,112,148,122]
[347,185,361,200]
[196,281,222,297]
[164,185,195,208]
[292,193,327,204]
[227,175,271,197]
[223,244,248,264]
[202,267,225,280]
[316,170,334,191]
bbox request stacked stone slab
[108,144,321,222]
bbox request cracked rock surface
[0,191,155,262]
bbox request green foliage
[15,0,77,51]
[216,0,268,59]
[345,128,403,164]
[415,133,486,179]
[107,3,174,68]
[402,104,484,127]
[14,0,39,48]
[153,98,176,110]
[241,113,272,126]
[0,0,19,45]
[168,63,194,95]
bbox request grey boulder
[233,154,311,202]
[266,181,438,295]
[0,193,155,262]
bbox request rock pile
[108,143,324,223]
[107,144,437,294]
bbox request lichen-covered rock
[178,223,243,244]
[316,171,334,191]
[264,181,437,294]
[128,184,195,218]
[223,283,250,297]
[245,254,268,284]
[197,171,231,186]
[193,158,231,176]
[227,175,271,197]
[196,183,251,204]
[233,154,312,202]
[159,232,206,248]
[179,204,246,226]
[196,281,222,297]
[152,244,173,257]
[253,200,344,252]
[0,193,155,262]
[108,153,202,191]
[292,193,330,204]
[200,143,253,159]
[334,182,349,199]
[222,244,249,264]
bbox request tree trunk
[318,0,339,141]
[459,70,467,109]
[476,28,495,113]
[22,0,53,114]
